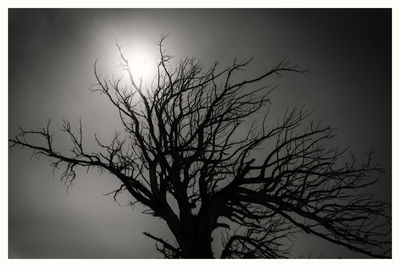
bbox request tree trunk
[179,228,214,258]
[169,214,214,258]
[162,194,218,258]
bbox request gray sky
[9,9,391,258]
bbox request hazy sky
[9,9,391,258]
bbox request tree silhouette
[9,37,391,259]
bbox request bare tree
[9,37,391,259]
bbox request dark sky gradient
[9,9,391,258]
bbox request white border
[1,1,398,267]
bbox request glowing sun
[127,41,158,86]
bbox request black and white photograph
[8,8,392,259]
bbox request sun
[126,41,158,87]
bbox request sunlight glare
[126,41,158,87]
